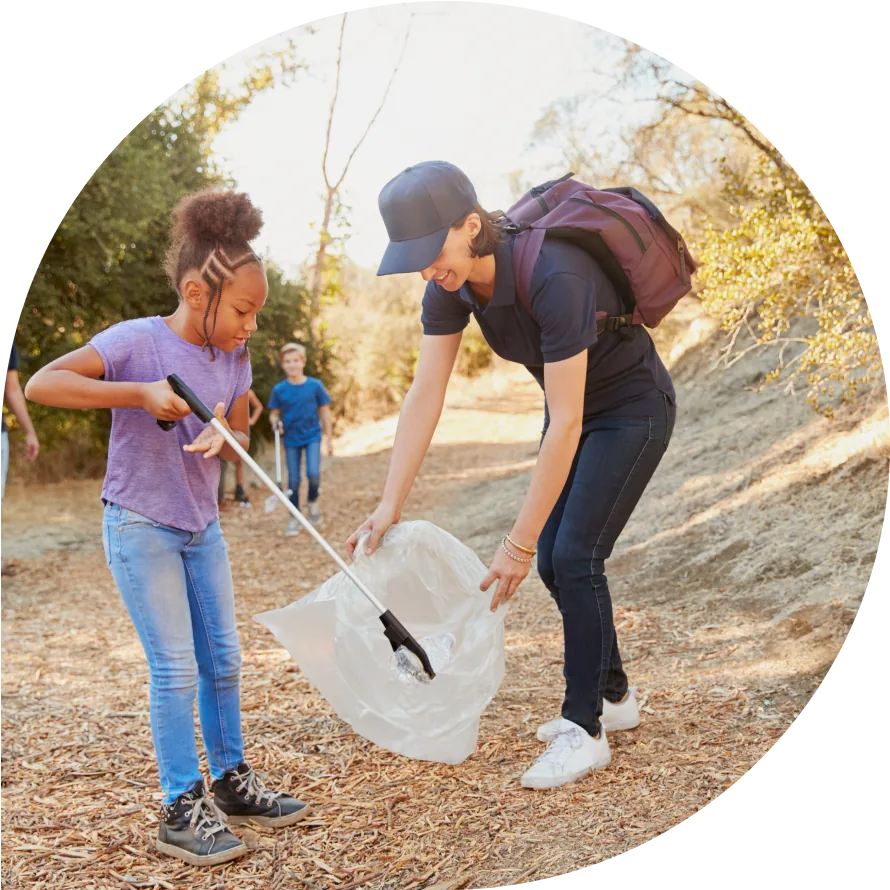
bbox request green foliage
[325,261,493,427]
[17,106,217,476]
[15,109,323,474]
[695,159,882,411]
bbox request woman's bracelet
[502,537,535,563]
[505,533,536,556]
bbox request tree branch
[320,13,348,191]
[333,12,413,190]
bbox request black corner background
[12,17,888,886]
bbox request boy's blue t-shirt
[268,377,331,447]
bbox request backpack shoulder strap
[510,227,545,317]
[510,228,635,337]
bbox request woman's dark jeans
[537,394,676,737]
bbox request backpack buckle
[501,221,528,236]
[604,314,637,340]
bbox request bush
[694,159,882,412]
[325,262,493,427]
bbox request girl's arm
[5,368,40,460]
[25,345,190,420]
[482,350,587,611]
[345,332,462,558]
[247,389,264,426]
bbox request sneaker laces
[234,766,284,809]
[185,791,230,843]
[535,727,585,767]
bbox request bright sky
[209,2,644,274]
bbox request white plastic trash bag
[255,520,507,764]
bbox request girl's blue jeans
[102,503,244,804]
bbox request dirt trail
[2,299,887,889]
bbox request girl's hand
[481,542,532,612]
[183,402,229,459]
[346,501,401,560]
[325,435,334,457]
[24,432,40,461]
[142,380,191,421]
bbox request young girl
[349,161,676,790]
[26,189,309,866]
[219,387,264,506]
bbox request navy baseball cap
[377,161,477,276]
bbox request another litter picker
[264,420,292,514]
[160,373,436,680]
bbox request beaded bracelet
[505,533,536,556]
[501,537,534,563]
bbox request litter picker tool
[264,421,292,514]
[160,373,436,680]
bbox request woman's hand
[346,501,401,560]
[142,380,192,422]
[183,402,230,459]
[481,540,533,612]
[325,435,334,457]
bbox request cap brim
[376,227,449,276]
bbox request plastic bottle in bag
[255,520,507,764]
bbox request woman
[347,161,676,790]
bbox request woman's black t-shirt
[421,235,675,430]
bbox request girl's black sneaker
[212,762,310,828]
[155,780,248,866]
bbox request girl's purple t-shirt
[90,316,252,532]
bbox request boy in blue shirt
[268,343,333,536]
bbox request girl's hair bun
[164,188,264,292]
[171,188,264,247]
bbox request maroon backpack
[504,173,697,333]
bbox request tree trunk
[309,190,334,343]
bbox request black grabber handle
[380,610,436,680]
[155,375,214,430]
[166,374,214,422]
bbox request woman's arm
[509,351,586,545]
[345,332,461,558]
[25,345,190,420]
[482,350,587,611]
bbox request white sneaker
[537,688,640,742]
[521,719,610,789]
[285,517,301,537]
[308,502,322,525]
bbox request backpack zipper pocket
[678,236,688,286]
[569,197,646,252]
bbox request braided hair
[163,189,264,360]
